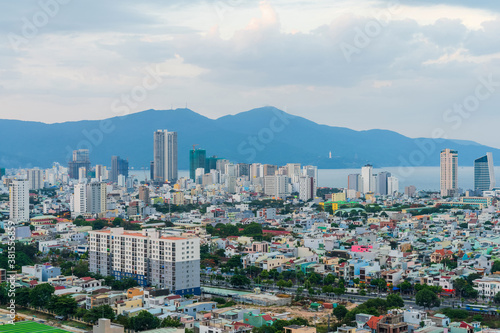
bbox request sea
[129,166,498,192]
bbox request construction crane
[192,144,199,151]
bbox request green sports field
[0,321,69,333]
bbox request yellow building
[116,298,143,316]
[331,192,346,202]
[126,287,144,299]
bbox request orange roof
[367,316,383,330]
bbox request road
[201,280,460,310]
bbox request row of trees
[116,312,182,332]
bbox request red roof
[81,277,93,281]
[167,295,182,300]
[367,316,383,329]
[262,315,274,322]
[460,322,473,329]
[54,286,66,290]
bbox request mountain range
[0,106,498,170]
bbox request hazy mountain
[0,106,498,170]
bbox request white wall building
[9,180,29,223]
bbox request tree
[161,316,182,328]
[415,289,440,309]
[324,274,335,285]
[15,288,31,307]
[333,304,348,320]
[398,281,412,295]
[492,261,500,273]
[30,283,55,308]
[494,292,500,304]
[230,274,250,287]
[129,310,161,331]
[226,256,243,269]
[83,305,115,323]
[47,295,77,317]
[386,294,404,308]
[242,223,263,237]
[466,273,482,285]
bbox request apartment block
[89,228,200,295]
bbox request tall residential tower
[474,152,495,191]
[153,130,178,183]
[440,149,458,197]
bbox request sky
[2,0,500,148]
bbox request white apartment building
[299,176,316,201]
[473,277,500,301]
[9,180,29,223]
[73,183,87,216]
[264,175,288,199]
[88,182,107,215]
[89,228,200,295]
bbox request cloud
[1,0,500,148]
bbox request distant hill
[0,106,498,170]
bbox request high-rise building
[237,163,250,177]
[264,175,288,198]
[377,171,391,195]
[405,185,417,197]
[68,149,91,179]
[205,156,219,172]
[153,130,178,183]
[149,161,154,181]
[387,176,399,195]
[27,169,43,190]
[95,165,107,182]
[110,156,129,183]
[88,228,200,295]
[299,176,316,201]
[73,183,87,215]
[87,182,107,215]
[216,159,229,175]
[262,164,277,176]
[361,164,374,193]
[250,163,262,178]
[139,186,150,205]
[0,168,5,179]
[9,180,29,223]
[440,149,458,197]
[348,174,361,192]
[189,148,206,180]
[287,163,301,183]
[474,152,495,191]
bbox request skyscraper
[9,180,29,223]
[189,148,206,180]
[153,130,178,183]
[139,185,150,205]
[361,164,373,193]
[474,152,495,191]
[387,176,399,195]
[87,182,107,215]
[348,174,361,192]
[110,156,129,183]
[377,171,391,195]
[68,149,91,179]
[440,149,458,197]
[27,169,43,190]
[73,183,87,216]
